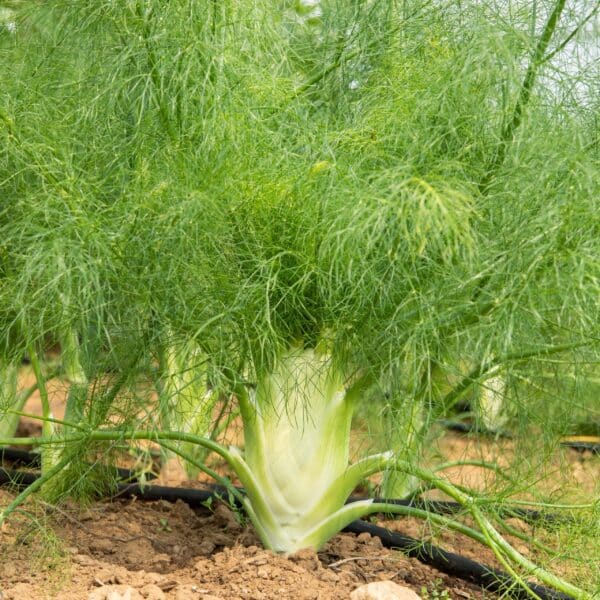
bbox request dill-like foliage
[0,0,598,593]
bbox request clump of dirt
[0,489,487,600]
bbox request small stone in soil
[350,581,423,600]
[318,570,340,583]
[157,580,177,592]
[196,538,216,556]
[213,503,242,531]
[139,583,166,600]
[0,564,16,578]
[331,535,358,555]
[287,548,321,571]
[87,584,143,600]
[90,538,116,554]
[73,553,97,566]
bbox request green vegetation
[1,0,599,596]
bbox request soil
[3,443,598,600]
[0,488,489,600]
[1,367,598,599]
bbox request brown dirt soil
[3,443,598,600]
[0,488,490,600]
[2,367,598,599]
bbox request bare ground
[0,485,495,600]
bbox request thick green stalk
[401,461,591,599]
[475,372,509,430]
[159,337,218,478]
[304,499,490,552]
[0,359,20,439]
[26,347,58,474]
[60,327,88,427]
[380,398,423,498]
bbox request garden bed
[0,485,492,600]
[2,402,598,600]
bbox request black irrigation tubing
[0,467,37,487]
[560,441,600,455]
[0,447,561,524]
[439,419,513,438]
[344,520,573,600]
[0,447,157,483]
[106,483,566,525]
[0,447,37,467]
[0,468,574,600]
[441,420,600,454]
[111,481,567,526]
[0,446,563,523]
[0,466,230,507]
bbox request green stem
[402,462,590,598]
[330,452,394,503]
[16,367,61,408]
[209,402,237,444]
[25,348,51,429]
[480,0,567,191]
[502,499,595,510]
[541,5,600,65]
[298,498,490,552]
[226,445,285,536]
[157,441,245,506]
[472,510,542,600]
[0,454,70,527]
[158,336,219,477]
[6,410,86,432]
[494,516,557,557]
[25,347,58,475]
[27,346,51,424]
[0,360,20,439]
[60,326,89,428]
[135,1,178,143]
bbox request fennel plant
[0,0,599,596]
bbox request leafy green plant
[420,579,451,600]
[1,1,599,597]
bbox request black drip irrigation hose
[0,467,38,487]
[0,447,37,467]
[0,447,563,524]
[439,419,513,438]
[441,420,600,454]
[559,440,600,455]
[0,467,574,600]
[349,496,566,525]
[0,447,157,483]
[344,520,572,600]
